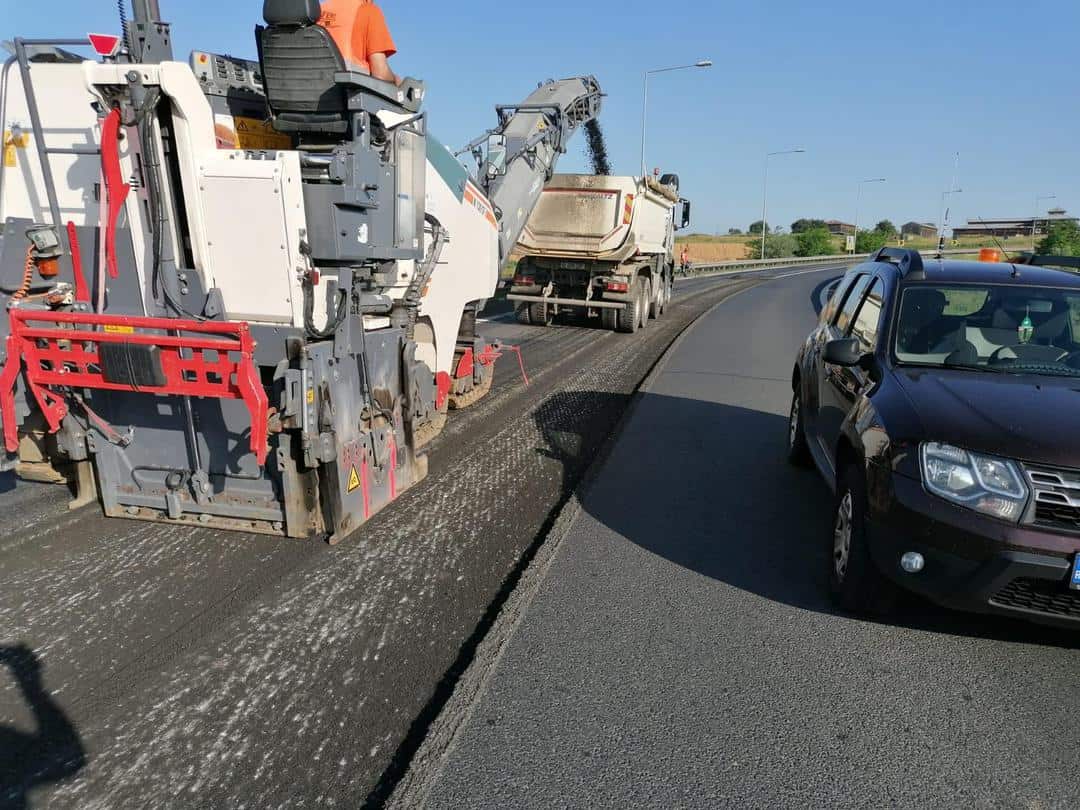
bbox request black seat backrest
[260,0,350,135]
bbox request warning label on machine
[347,467,362,493]
[214,115,292,151]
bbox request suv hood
[893,368,1080,468]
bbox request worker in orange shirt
[680,245,690,273]
[319,0,400,85]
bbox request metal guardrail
[680,249,983,278]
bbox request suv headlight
[920,442,1029,522]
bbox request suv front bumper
[867,473,1080,628]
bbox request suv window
[834,275,870,333]
[848,278,885,352]
[821,275,855,324]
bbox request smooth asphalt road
[400,267,1080,809]
[0,267,825,808]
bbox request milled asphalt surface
[402,268,1080,809]
[0,268,812,809]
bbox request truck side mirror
[680,201,692,229]
[485,134,508,177]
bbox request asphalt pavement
[396,267,1080,809]
[0,268,783,809]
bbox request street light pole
[936,188,962,257]
[1033,194,1057,250]
[760,149,805,258]
[640,60,712,177]
[853,178,886,253]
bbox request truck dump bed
[516,175,679,262]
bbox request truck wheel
[600,307,618,331]
[651,275,668,319]
[528,303,554,327]
[616,279,644,334]
[638,278,651,330]
[515,306,532,326]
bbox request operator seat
[258,0,424,140]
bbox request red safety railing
[0,311,269,464]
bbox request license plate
[1071,555,1080,591]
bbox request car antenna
[974,217,1021,278]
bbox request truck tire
[650,275,667,319]
[600,307,618,331]
[516,306,532,326]
[616,278,645,333]
[638,278,651,330]
[528,302,554,327]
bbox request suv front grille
[991,578,1080,619]
[1025,466,1080,534]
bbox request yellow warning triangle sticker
[347,466,361,493]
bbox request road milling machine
[0,0,602,541]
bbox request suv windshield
[894,283,1080,377]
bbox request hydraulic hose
[402,213,447,340]
[11,245,33,301]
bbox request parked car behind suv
[789,248,1080,626]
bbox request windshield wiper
[937,361,1006,373]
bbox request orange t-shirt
[318,0,397,73]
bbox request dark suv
[788,248,1080,626]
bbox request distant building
[825,220,856,236]
[902,222,938,239]
[951,208,1078,239]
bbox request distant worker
[680,245,691,273]
[318,0,401,85]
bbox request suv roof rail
[872,247,924,277]
[1026,254,1080,273]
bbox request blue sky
[7,0,1078,235]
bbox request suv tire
[829,465,897,617]
[787,388,812,467]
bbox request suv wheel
[829,465,897,617]
[786,388,812,467]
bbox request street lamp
[640,60,712,177]
[1033,194,1057,248]
[760,149,805,258]
[853,178,887,253]
[937,188,963,256]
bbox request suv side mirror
[824,338,875,370]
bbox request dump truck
[509,174,691,332]
[0,0,602,541]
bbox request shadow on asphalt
[0,645,85,809]
[0,471,13,494]
[550,390,1080,651]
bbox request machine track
[0,272,766,808]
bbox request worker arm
[368,52,400,85]
[365,5,400,85]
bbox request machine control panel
[190,51,265,98]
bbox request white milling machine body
[0,0,602,540]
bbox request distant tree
[727,228,742,236]
[794,227,835,258]
[1037,221,1080,256]
[747,233,797,260]
[875,220,898,237]
[791,218,828,234]
[855,228,890,253]
[748,220,770,236]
